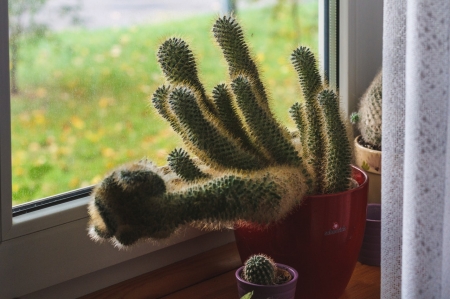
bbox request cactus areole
[87,16,353,248]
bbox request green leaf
[240,291,254,299]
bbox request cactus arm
[213,16,270,113]
[231,75,303,167]
[157,38,218,116]
[212,83,267,160]
[289,102,308,160]
[88,162,307,247]
[167,148,210,182]
[289,102,315,192]
[318,90,352,194]
[291,47,325,193]
[152,85,184,133]
[169,86,265,170]
[291,47,323,100]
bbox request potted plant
[350,71,382,204]
[349,72,382,267]
[236,254,298,299]
[87,16,368,299]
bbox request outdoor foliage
[11,3,318,205]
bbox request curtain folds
[382,0,450,298]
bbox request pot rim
[366,203,381,222]
[305,165,368,199]
[235,263,298,288]
[354,135,382,154]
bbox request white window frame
[0,1,383,298]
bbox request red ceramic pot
[234,166,369,299]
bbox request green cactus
[243,254,277,285]
[352,71,382,149]
[290,47,325,193]
[167,148,210,182]
[88,16,353,247]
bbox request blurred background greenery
[10,1,318,205]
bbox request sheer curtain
[382,0,450,298]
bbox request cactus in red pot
[87,16,353,248]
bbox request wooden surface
[82,242,380,299]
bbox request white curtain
[382,0,450,298]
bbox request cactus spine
[353,71,382,149]
[88,16,353,247]
[243,254,278,285]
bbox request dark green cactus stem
[289,102,314,192]
[243,254,277,285]
[168,148,210,182]
[291,47,325,193]
[231,75,302,166]
[213,16,270,112]
[157,38,218,116]
[167,174,282,225]
[318,90,352,194]
[291,47,323,99]
[212,83,266,160]
[152,85,183,133]
[91,166,168,245]
[90,164,283,245]
[169,86,264,170]
[289,102,308,158]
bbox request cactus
[243,254,278,285]
[87,16,353,247]
[351,71,382,150]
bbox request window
[10,1,319,210]
[0,1,382,297]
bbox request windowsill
[81,242,381,299]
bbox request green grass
[11,3,318,205]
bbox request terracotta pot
[234,166,369,299]
[236,263,298,299]
[358,203,381,266]
[354,136,381,203]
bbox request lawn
[11,3,318,205]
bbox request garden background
[10,0,318,205]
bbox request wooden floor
[82,242,380,299]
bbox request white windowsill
[0,195,235,298]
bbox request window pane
[10,0,318,206]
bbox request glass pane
[10,0,318,206]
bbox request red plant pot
[234,166,369,299]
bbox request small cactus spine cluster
[87,16,353,247]
[243,254,278,285]
[351,71,382,149]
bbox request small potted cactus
[236,254,298,299]
[350,71,382,203]
[87,16,369,299]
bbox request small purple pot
[358,203,381,266]
[236,263,298,299]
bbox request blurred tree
[241,0,302,40]
[8,0,83,94]
[225,0,237,15]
